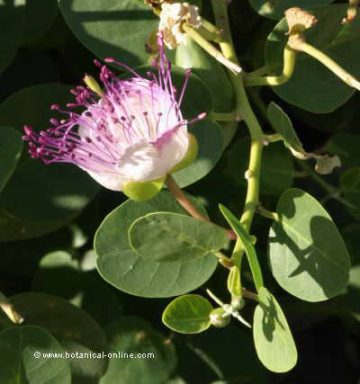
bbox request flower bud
[231,297,245,311]
[209,308,231,328]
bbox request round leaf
[95,191,218,298]
[23,0,58,44]
[265,5,360,112]
[162,294,213,334]
[324,133,360,169]
[0,0,25,73]
[173,119,224,188]
[161,67,222,187]
[0,84,100,241]
[0,325,71,384]
[249,0,334,20]
[171,67,213,118]
[267,102,304,153]
[188,326,268,384]
[175,36,235,112]
[340,167,360,219]
[129,212,228,262]
[100,317,177,384]
[121,66,213,120]
[32,251,123,326]
[225,138,294,196]
[0,126,23,193]
[58,0,158,68]
[268,188,351,302]
[342,224,360,265]
[10,292,108,382]
[253,287,298,373]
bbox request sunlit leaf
[269,188,351,302]
[95,192,218,298]
[266,5,360,112]
[162,294,213,334]
[253,287,297,373]
[129,212,228,262]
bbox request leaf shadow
[269,190,349,299]
[0,0,26,73]
[260,293,285,342]
[60,0,157,67]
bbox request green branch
[244,45,297,86]
[296,41,360,91]
[210,0,265,293]
[211,111,240,122]
[183,24,242,74]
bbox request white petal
[86,169,128,191]
[84,128,189,191]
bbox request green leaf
[0,126,23,194]
[227,266,242,298]
[342,224,360,265]
[10,292,108,382]
[253,287,297,373]
[269,188,351,302]
[101,317,177,384]
[340,167,360,219]
[0,0,25,73]
[0,84,100,241]
[267,102,304,153]
[186,327,268,384]
[95,191,218,298]
[122,66,213,120]
[32,251,123,327]
[291,94,360,134]
[265,4,360,112]
[129,212,228,262]
[225,138,294,196]
[58,0,158,68]
[0,325,71,384]
[325,133,360,169]
[268,103,342,174]
[0,83,71,130]
[173,119,224,188]
[249,0,334,20]
[23,0,58,44]
[175,35,235,112]
[162,294,213,334]
[219,204,264,292]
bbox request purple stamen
[23,32,202,192]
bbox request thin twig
[166,175,208,221]
[244,45,297,86]
[183,24,242,74]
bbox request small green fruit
[123,177,165,201]
[171,133,198,173]
[231,297,245,311]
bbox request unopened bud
[231,297,245,311]
[209,308,231,328]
